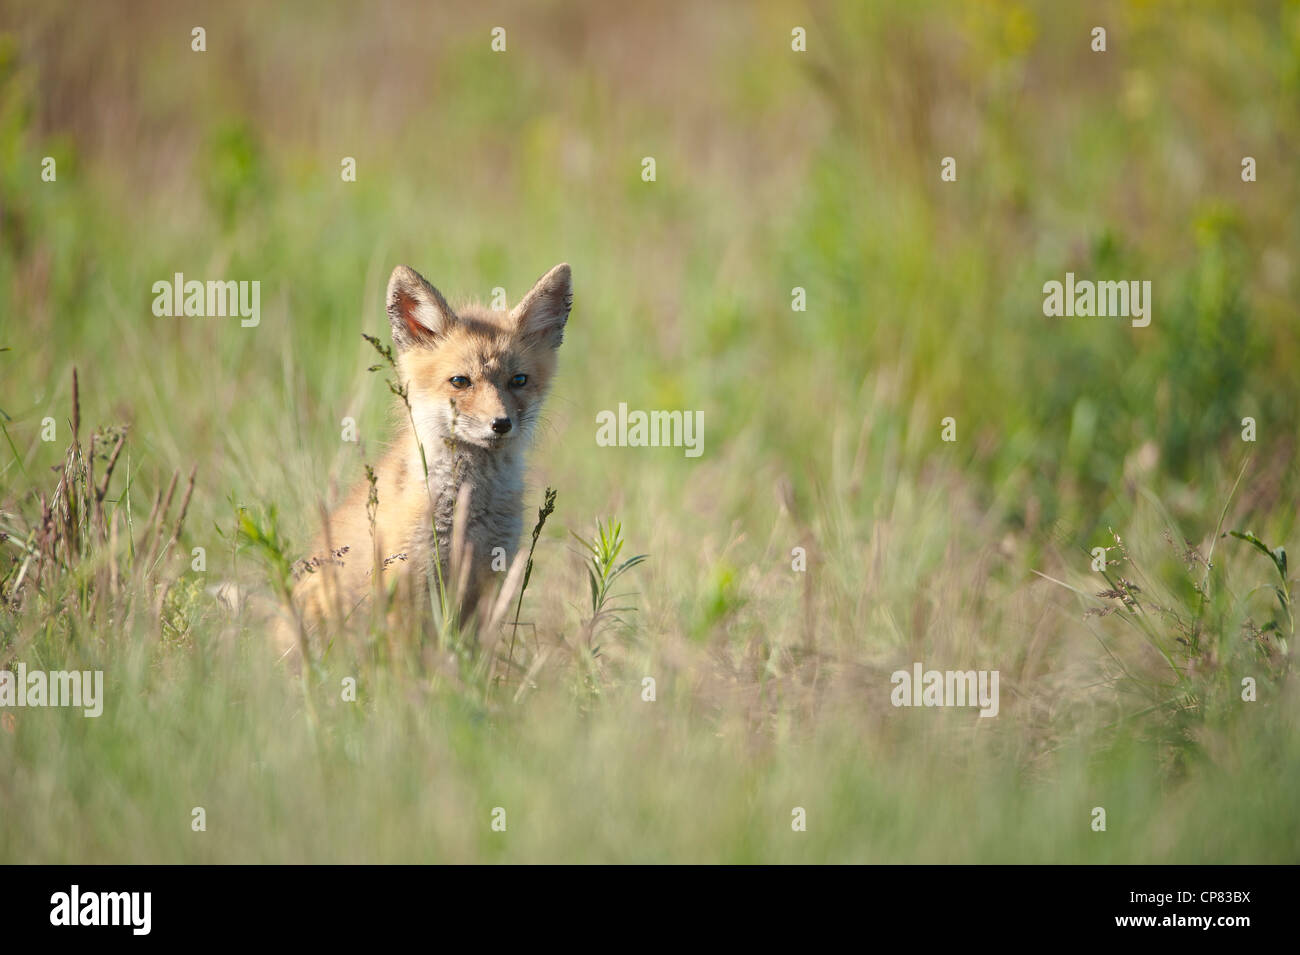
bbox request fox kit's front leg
[282,261,572,661]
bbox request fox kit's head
[385,262,572,453]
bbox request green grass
[0,0,1298,863]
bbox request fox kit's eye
[509,374,528,388]
[449,376,471,389]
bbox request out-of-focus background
[1,0,1297,862]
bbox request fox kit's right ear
[511,262,572,349]
[386,265,456,350]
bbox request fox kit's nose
[491,417,513,435]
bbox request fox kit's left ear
[511,263,572,349]
[387,265,457,351]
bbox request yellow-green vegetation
[1,0,1297,862]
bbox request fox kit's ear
[511,263,572,348]
[387,265,456,350]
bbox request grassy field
[1,0,1298,862]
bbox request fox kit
[279,262,572,660]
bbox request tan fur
[273,263,572,662]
